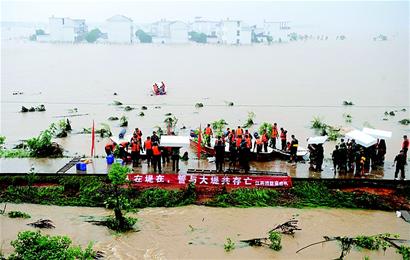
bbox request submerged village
[1,4,410,260]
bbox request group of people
[308,143,325,172]
[330,135,408,180]
[153,81,166,95]
[105,128,187,173]
[200,123,298,173]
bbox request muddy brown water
[0,203,408,259]
[1,41,409,177]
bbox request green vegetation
[7,211,31,219]
[0,136,5,146]
[21,104,46,112]
[207,182,392,210]
[195,103,204,108]
[224,238,235,252]
[0,177,401,211]
[399,119,410,126]
[26,124,63,157]
[298,233,409,260]
[85,28,102,43]
[385,111,396,116]
[164,116,178,133]
[268,231,282,251]
[243,112,256,128]
[139,112,145,117]
[0,149,31,158]
[189,31,207,43]
[135,29,152,43]
[106,163,136,232]
[119,116,128,127]
[7,230,97,259]
[343,113,352,123]
[310,117,342,141]
[207,188,279,207]
[259,122,272,137]
[212,119,228,137]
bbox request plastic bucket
[106,155,114,164]
[76,162,87,171]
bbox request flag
[197,124,202,160]
[91,120,95,157]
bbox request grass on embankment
[0,175,407,211]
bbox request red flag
[91,120,95,157]
[197,124,202,160]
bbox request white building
[263,21,291,42]
[150,19,188,44]
[191,20,219,37]
[49,16,87,42]
[105,15,134,43]
[218,20,251,45]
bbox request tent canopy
[307,136,328,145]
[362,127,392,139]
[110,134,132,145]
[160,135,190,147]
[345,130,377,148]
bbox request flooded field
[1,41,409,176]
[0,203,408,259]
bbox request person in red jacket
[261,130,269,152]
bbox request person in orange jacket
[144,136,153,167]
[130,139,141,167]
[261,130,269,152]
[105,141,116,156]
[152,142,162,173]
[270,123,278,149]
[205,124,213,147]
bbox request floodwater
[0,203,408,259]
[1,40,409,176]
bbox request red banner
[127,173,292,188]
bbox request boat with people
[152,81,167,96]
[189,136,309,162]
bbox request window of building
[236,39,240,44]
[237,21,240,27]
[236,30,240,36]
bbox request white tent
[345,130,377,148]
[160,135,190,147]
[362,127,392,139]
[110,134,132,145]
[307,136,328,145]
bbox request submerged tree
[106,163,136,232]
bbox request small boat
[152,83,166,96]
[190,137,309,162]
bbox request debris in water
[343,100,354,106]
[124,106,134,111]
[139,112,145,117]
[195,103,204,108]
[113,100,123,106]
[108,116,119,121]
[113,92,118,96]
[141,106,148,110]
[399,119,410,125]
[27,219,55,229]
